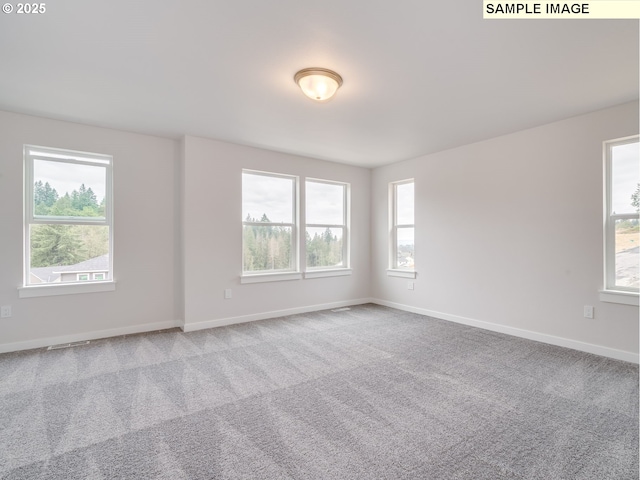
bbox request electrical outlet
[583,305,594,319]
[224,289,232,299]
[1,305,11,318]
[407,282,415,290]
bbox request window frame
[304,178,350,272]
[20,145,114,297]
[602,135,639,298]
[241,169,300,281]
[388,179,416,278]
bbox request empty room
[0,1,638,479]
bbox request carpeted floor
[0,304,638,479]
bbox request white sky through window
[397,227,414,245]
[611,142,639,214]
[306,181,344,224]
[34,160,106,203]
[242,172,294,223]
[396,182,414,224]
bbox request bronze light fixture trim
[294,68,343,102]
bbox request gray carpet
[0,304,638,479]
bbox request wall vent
[47,340,90,350]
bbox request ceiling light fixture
[294,68,343,102]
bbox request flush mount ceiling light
[294,68,343,102]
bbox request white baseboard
[4,299,635,364]
[0,319,184,354]
[372,298,640,364]
[182,298,374,333]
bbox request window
[242,170,298,276]
[23,145,113,292]
[305,179,349,270]
[604,136,639,296]
[389,180,415,275]
[241,171,351,282]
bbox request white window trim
[602,135,639,302]
[305,268,352,279]
[305,178,350,272]
[599,289,639,306]
[241,169,299,277]
[387,269,417,279]
[19,281,116,298]
[390,179,415,272]
[22,145,115,295]
[240,272,302,284]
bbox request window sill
[387,269,417,279]
[305,268,352,279]
[599,290,639,306]
[240,272,302,284]
[19,281,116,298]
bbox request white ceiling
[0,1,637,167]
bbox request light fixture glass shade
[294,68,343,102]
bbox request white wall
[1,105,637,361]
[181,135,371,330]
[372,102,639,359]
[0,111,180,351]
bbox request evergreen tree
[306,231,318,267]
[43,182,59,206]
[34,181,47,215]
[85,186,98,207]
[31,224,85,267]
[243,224,257,270]
[50,193,74,216]
[30,182,107,268]
[323,227,333,244]
[243,213,294,271]
[34,180,44,205]
[71,188,80,210]
[306,229,342,268]
[77,225,109,260]
[33,181,59,214]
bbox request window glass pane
[243,225,292,272]
[396,182,414,225]
[33,159,107,217]
[614,218,639,289]
[306,227,343,268]
[242,173,293,224]
[396,227,414,269]
[306,182,344,224]
[611,142,640,215]
[29,225,110,284]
